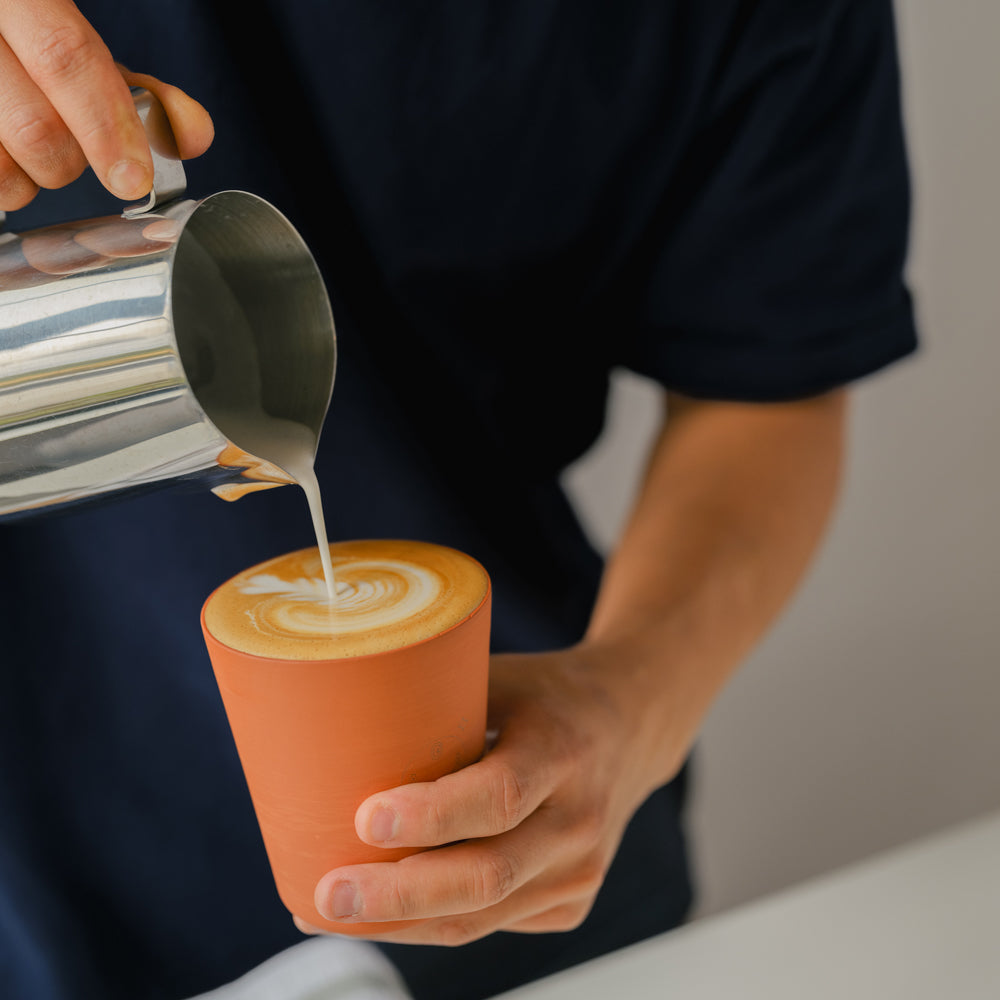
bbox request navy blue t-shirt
[0,2,916,998]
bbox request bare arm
[585,389,847,791]
[305,389,847,941]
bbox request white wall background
[562,0,1000,918]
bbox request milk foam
[239,559,441,638]
[204,539,490,659]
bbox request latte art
[241,558,442,639]
[204,539,490,659]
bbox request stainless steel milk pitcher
[0,89,336,520]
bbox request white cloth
[185,937,413,1000]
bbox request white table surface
[491,808,1000,1000]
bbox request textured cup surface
[202,539,491,934]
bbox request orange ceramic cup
[200,540,491,935]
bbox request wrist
[570,626,711,797]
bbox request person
[0,2,917,998]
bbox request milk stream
[267,429,338,604]
[208,408,338,603]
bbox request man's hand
[0,0,213,211]
[300,646,665,944]
[298,390,847,945]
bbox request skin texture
[0,1,849,952]
[0,0,213,210]
[302,389,848,943]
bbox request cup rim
[200,540,491,665]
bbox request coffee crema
[203,539,489,660]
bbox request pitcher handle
[0,87,186,235]
[122,87,187,217]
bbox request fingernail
[107,159,150,199]
[369,805,400,844]
[331,881,362,919]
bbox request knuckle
[6,109,54,156]
[551,900,592,932]
[474,848,517,908]
[39,151,85,190]
[31,24,97,82]
[423,796,450,844]
[571,802,607,847]
[385,874,413,920]
[437,917,482,948]
[560,846,610,901]
[573,852,608,893]
[495,763,528,830]
[4,111,76,184]
[0,164,37,210]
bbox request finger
[503,897,595,934]
[327,876,596,947]
[292,915,322,936]
[0,141,39,211]
[355,730,568,849]
[375,898,595,945]
[0,36,86,191]
[316,820,552,925]
[117,67,214,160]
[0,1,152,198]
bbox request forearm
[582,389,848,794]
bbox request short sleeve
[622,0,918,401]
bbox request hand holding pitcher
[0,0,212,210]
